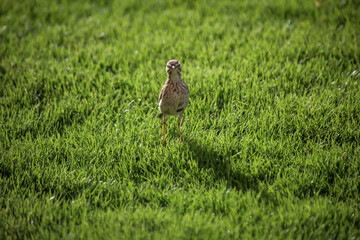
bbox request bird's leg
[162,115,166,145]
[178,114,183,143]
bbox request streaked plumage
[158,60,189,145]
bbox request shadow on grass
[185,139,286,207]
[186,139,257,192]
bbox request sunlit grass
[1,0,359,239]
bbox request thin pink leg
[162,115,166,145]
[178,114,183,143]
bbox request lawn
[1,0,359,239]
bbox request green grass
[1,0,360,239]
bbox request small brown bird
[157,60,189,145]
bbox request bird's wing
[158,89,163,102]
[158,83,167,102]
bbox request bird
[157,60,189,145]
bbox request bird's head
[166,60,181,75]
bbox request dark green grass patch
[1,0,360,239]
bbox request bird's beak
[172,65,175,69]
